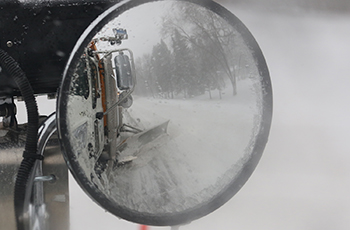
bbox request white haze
[13,2,350,230]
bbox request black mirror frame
[57,0,272,226]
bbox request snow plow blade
[116,121,170,164]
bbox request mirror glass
[58,0,272,226]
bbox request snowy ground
[15,3,350,230]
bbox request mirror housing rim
[57,0,272,226]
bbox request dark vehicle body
[0,0,120,97]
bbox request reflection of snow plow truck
[76,31,168,175]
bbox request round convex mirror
[57,0,272,226]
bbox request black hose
[0,49,40,230]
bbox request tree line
[133,2,254,99]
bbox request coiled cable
[0,49,40,230]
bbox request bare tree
[161,3,238,96]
